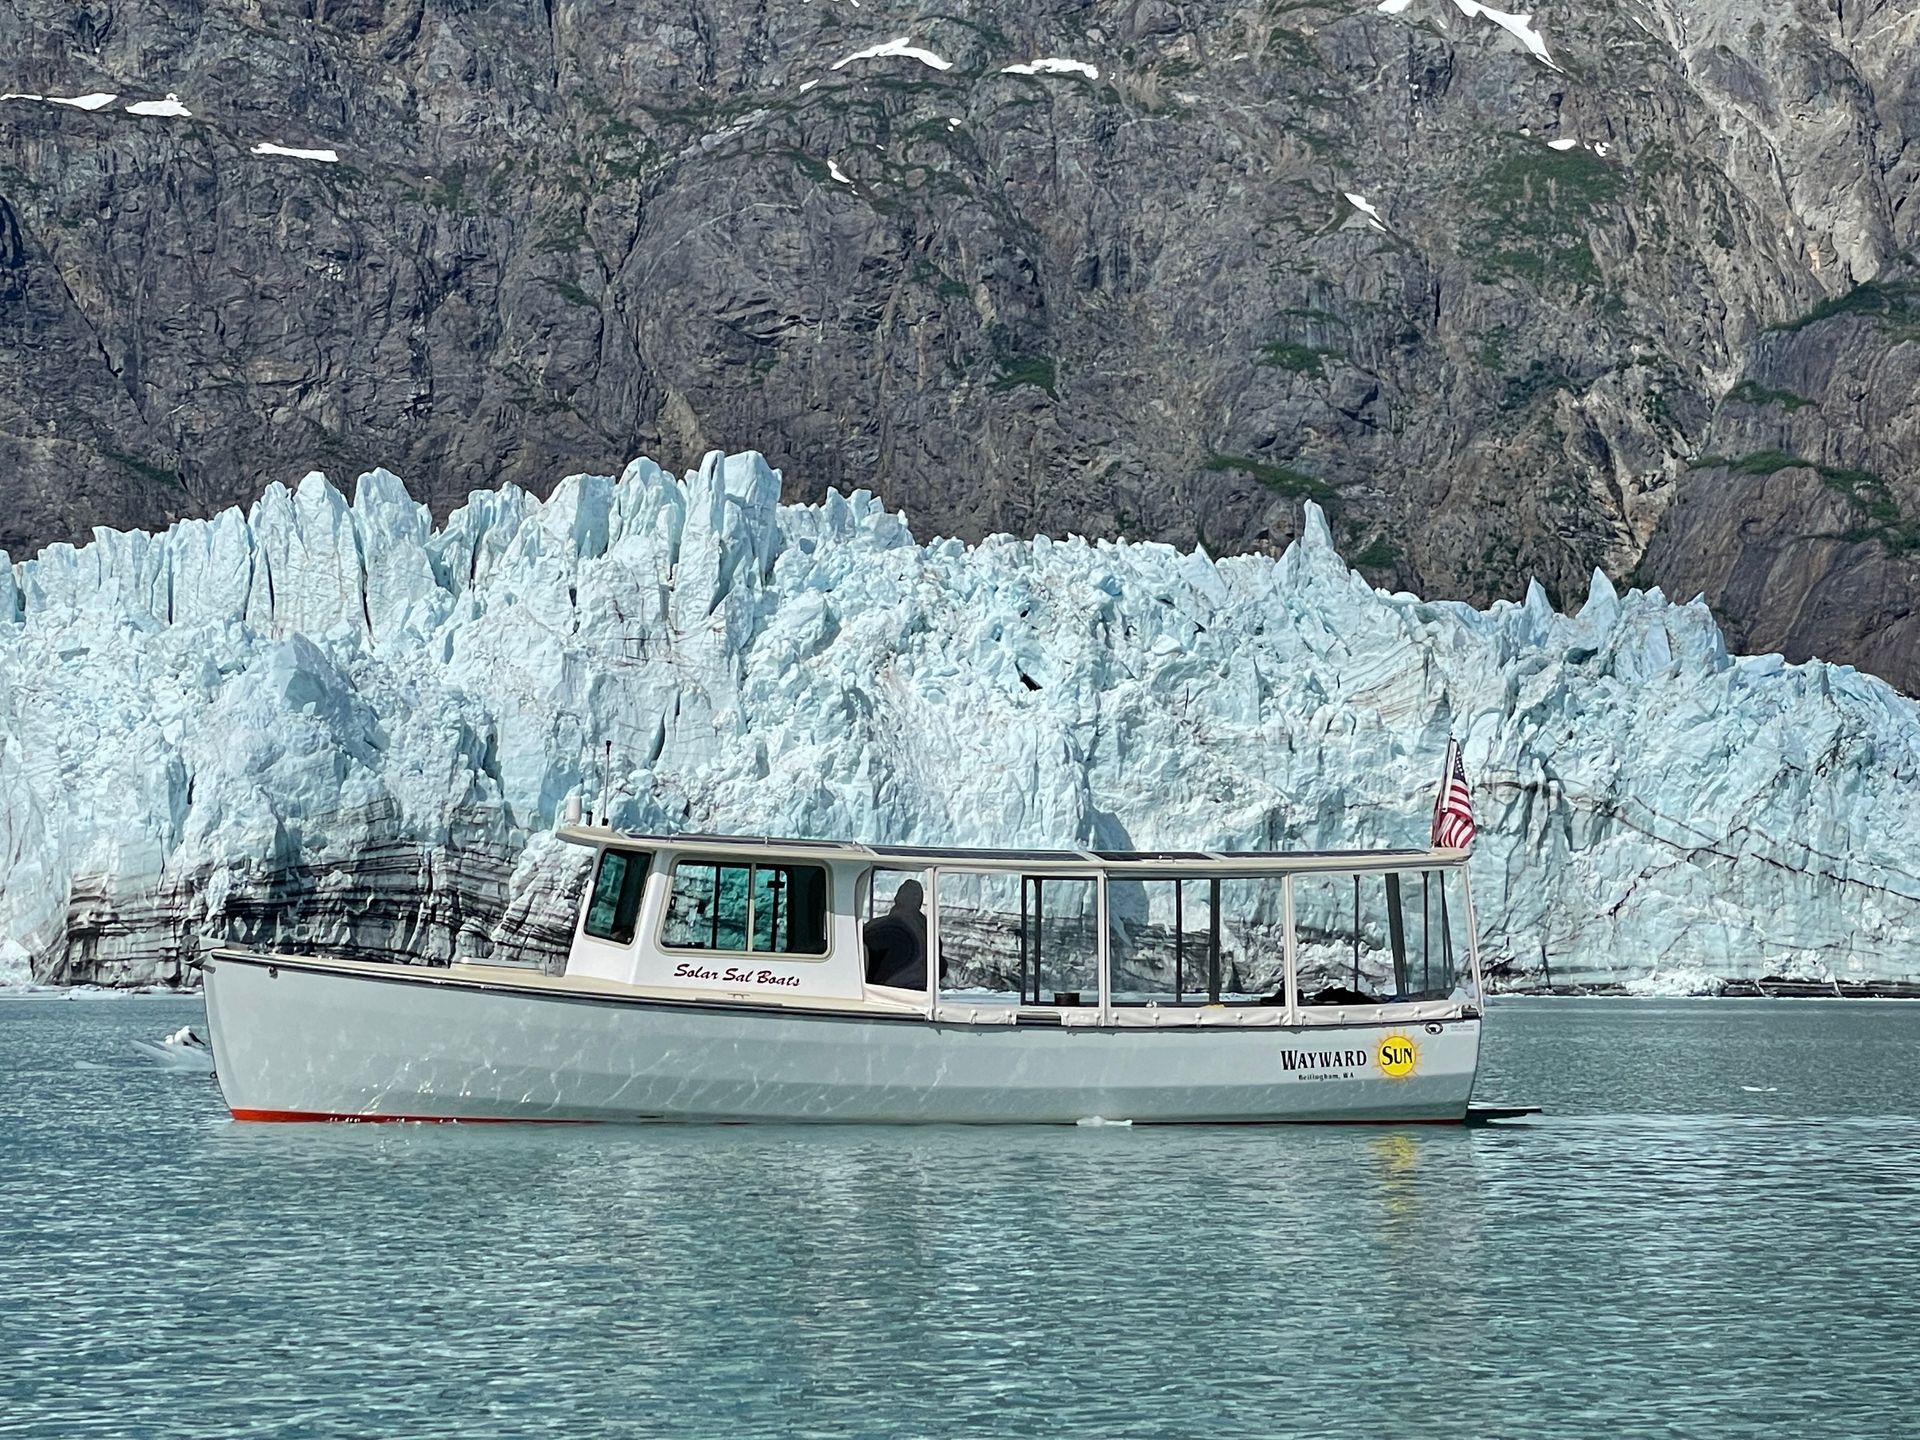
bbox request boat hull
[203,952,1481,1125]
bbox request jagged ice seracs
[2,450,1916,989]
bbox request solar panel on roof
[654,833,856,849]
[1211,847,1425,858]
[870,845,1086,861]
[612,832,1449,865]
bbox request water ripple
[3,995,1918,1437]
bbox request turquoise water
[4,994,1917,1438]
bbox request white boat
[200,826,1487,1124]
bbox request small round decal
[1376,1031,1419,1080]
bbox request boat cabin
[555,826,1482,1028]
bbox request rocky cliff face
[2,0,1916,684]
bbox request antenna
[600,739,613,826]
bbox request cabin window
[662,861,829,956]
[583,848,651,945]
[1021,876,1100,1004]
[1105,877,1283,1005]
[931,870,1101,1005]
[862,868,933,990]
[1292,869,1468,1005]
[752,865,829,954]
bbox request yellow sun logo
[1376,1031,1419,1080]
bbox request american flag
[1430,738,1476,850]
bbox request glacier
[2,449,1917,991]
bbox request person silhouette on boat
[864,880,930,989]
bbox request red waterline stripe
[1158,1115,1469,1127]
[233,1108,1467,1127]
[230,1108,597,1125]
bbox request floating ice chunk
[125,93,191,117]
[831,38,954,73]
[48,93,118,110]
[250,141,340,163]
[1593,142,1610,156]
[1001,57,1101,79]
[1546,137,1578,150]
[827,159,852,184]
[131,1024,215,1070]
[798,79,820,93]
[1740,1085,1779,1093]
[947,117,961,129]
[1622,969,1725,997]
[1343,192,1389,231]
[1452,0,1556,67]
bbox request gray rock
[1,0,1915,686]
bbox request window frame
[920,865,1105,1007]
[860,864,935,993]
[581,847,652,946]
[656,855,834,961]
[1290,866,1465,1008]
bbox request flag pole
[1431,737,1456,848]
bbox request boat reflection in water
[202,825,1485,1124]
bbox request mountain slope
[2,0,1916,684]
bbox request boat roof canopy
[554,824,1469,876]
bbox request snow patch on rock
[1451,0,1556,67]
[831,38,954,73]
[3,91,118,110]
[251,141,340,163]
[1343,192,1388,231]
[125,93,192,117]
[1001,58,1101,80]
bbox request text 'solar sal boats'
[199,749,1492,1124]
